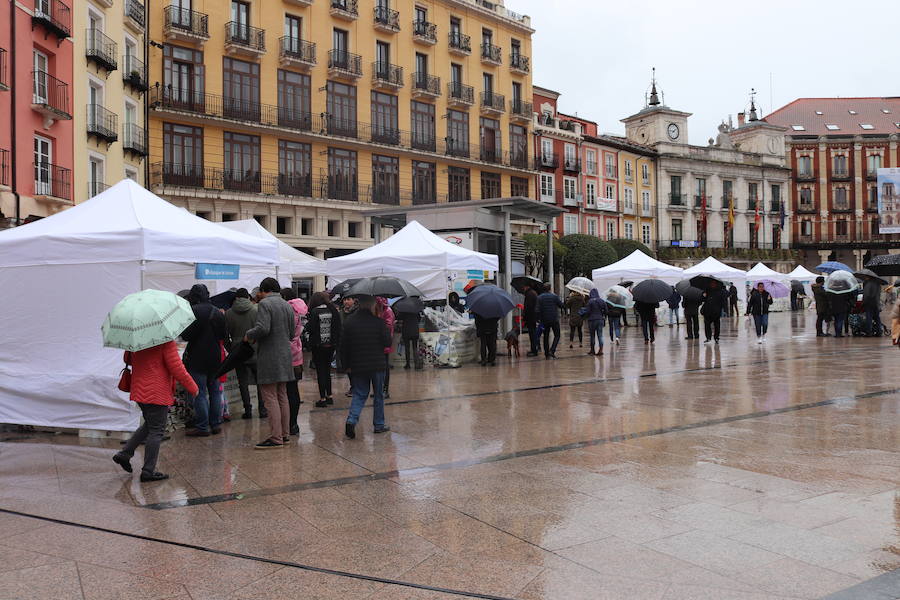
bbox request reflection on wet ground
[0,313,897,599]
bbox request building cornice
[444,0,535,34]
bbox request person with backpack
[585,289,608,356]
[225,288,265,419]
[305,292,342,408]
[181,284,227,437]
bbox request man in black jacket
[811,277,832,336]
[523,283,540,356]
[537,283,565,359]
[340,295,392,439]
[700,281,727,343]
[181,284,227,436]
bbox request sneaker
[326,397,334,405]
[282,437,290,444]
[254,439,283,449]
[615,338,620,345]
[258,410,268,419]
[290,426,300,436]
[345,422,356,439]
[374,425,391,434]
[757,339,762,344]
[139,471,169,483]
[383,391,391,399]
[315,400,328,408]
[112,452,132,473]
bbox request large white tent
[788,265,819,301]
[592,250,684,291]
[683,256,748,305]
[325,220,498,299]
[218,219,326,280]
[0,179,279,432]
[746,262,790,284]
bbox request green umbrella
[102,289,196,352]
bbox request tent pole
[140,260,146,291]
[503,209,512,335]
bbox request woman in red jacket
[113,340,199,482]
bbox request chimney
[737,112,746,127]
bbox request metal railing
[796,170,816,182]
[0,149,8,187]
[279,37,315,64]
[87,104,118,141]
[330,0,358,16]
[123,54,147,90]
[510,99,531,119]
[164,5,208,38]
[372,61,403,87]
[328,50,362,76]
[373,6,400,30]
[34,162,71,200]
[412,72,440,95]
[539,152,558,169]
[748,198,758,211]
[225,22,265,51]
[509,53,530,72]
[33,0,71,38]
[88,181,110,197]
[412,20,436,42]
[125,0,145,28]
[449,31,471,53]
[278,173,312,197]
[447,81,474,104]
[832,202,852,212]
[831,169,850,180]
[563,158,581,173]
[769,201,782,213]
[669,193,687,206]
[481,42,502,63]
[480,91,505,112]
[796,202,817,213]
[86,28,117,70]
[123,123,147,155]
[721,195,733,209]
[694,195,704,208]
[322,174,359,202]
[32,70,70,117]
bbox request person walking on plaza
[585,289,608,355]
[376,297,395,399]
[182,284,227,437]
[862,276,884,337]
[225,288,265,419]
[338,295,357,397]
[475,313,500,366]
[341,295,392,439]
[245,277,297,449]
[746,282,774,343]
[812,276,832,337]
[566,291,586,348]
[523,282,540,356]
[306,292,341,408]
[113,341,199,482]
[283,289,308,436]
[397,309,421,370]
[728,283,739,316]
[701,281,727,343]
[606,305,623,344]
[683,293,701,340]
[666,288,681,326]
[635,300,658,344]
[538,283,564,359]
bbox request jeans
[668,308,678,325]
[608,315,621,340]
[834,312,847,336]
[261,382,289,442]
[347,370,386,427]
[312,346,334,399]
[685,314,700,338]
[542,321,561,356]
[190,371,223,432]
[526,322,540,353]
[120,403,169,475]
[569,323,583,343]
[234,362,264,414]
[752,313,769,337]
[865,306,883,336]
[641,316,655,341]
[704,317,721,341]
[479,333,497,363]
[588,320,604,353]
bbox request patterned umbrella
[865,253,900,277]
[101,289,196,352]
[565,276,593,295]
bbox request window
[223,57,260,121]
[375,41,390,72]
[327,219,339,237]
[327,147,358,201]
[624,188,634,210]
[801,220,812,236]
[415,5,427,24]
[510,176,528,197]
[509,124,527,168]
[833,154,847,175]
[511,38,521,58]
[723,180,733,208]
[223,132,261,192]
[670,175,681,203]
[834,186,848,208]
[798,155,812,176]
[88,155,104,197]
[771,184,781,208]
[860,123,875,130]
[605,183,615,200]
[196,211,210,220]
[333,27,348,53]
[585,150,597,174]
[278,140,311,196]
[772,224,781,247]
[836,220,848,236]
[371,154,399,205]
[564,144,576,169]
[450,63,462,85]
[642,190,650,212]
[163,45,205,109]
[482,72,493,95]
[371,91,399,144]
[563,214,578,235]
[791,125,806,131]
[448,167,470,202]
[671,219,682,241]
[748,182,758,208]
[868,154,882,175]
[285,14,301,41]
[749,223,758,249]
[415,52,427,77]
[222,212,237,222]
[481,172,501,199]
[624,160,632,180]
[563,177,577,202]
[585,181,596,206]
[479,117,500,162]
[869,186,878,205]
[447,109,469,157]
[412,160,436,204]
[587,218,598,237]
[301,218,313,235]
[540,138,553,165]
[800,187,812,206]
[606,221,615,240]
[326,80,357,137]
[276,216,292,235]
[511,81,522,106]
[825,124,840,131]
[278,70,311,130]
[162,123,203,185]
[32,50,49,105]
[624,223,634,240]
[348,222,361,238]
[642,224,651,245]
[641,163,650,185]
[605,154,616,178]
[253,214,266,227]
[540,174,554,201]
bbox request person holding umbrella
[812,276,832,337]
[676,281,703,340]
[537,283,565,359]
[746,282,774,343]
[341,295,392,439]
[105,290,200,482]
[859,270,886,336]
[522,282,540,356]
[701,280,727,343]
[376,297,395,399]
[585,289,608,355]
[666,287,681,327]
[635,300,658,344]
[393,296,424,370]
[825,270,859,337]
[630,279,672,344]
[465,284,515,366]
[602,285,632,344]
[181,284,227,437]
[565,290,586,348]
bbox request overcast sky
[515,0,900,145]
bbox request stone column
[818,250,831,265]
[314,248,327,292]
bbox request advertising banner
[877,168,900,234]
[195,263,240,280]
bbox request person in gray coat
[245,277,297,449]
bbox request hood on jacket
[231,297,254,313]
[188,283,210,305]
[589,289,600,300]
[289,298,309,316]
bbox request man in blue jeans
[340,295,392,439]
[181,284,227,436]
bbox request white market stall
[683,256,748,307]
[746,262,792,311]
[591,250,684,292]
[789,265,819,302]
[325,220,499,300]
[0,179,279,432]
[218,218,326,281]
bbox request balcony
[866,169,878,181]
[223,169,262,194]
[769,200,782,213]
[480,146,501,164]
[370,123,401,146]
[125,0,145,33]
[721,196,733,210]
[86,29,117,72]
[330,0,358,21]
[748,198,758,212]
[585,161,597,175]
[447,82,474,107]
[563,158,581,173]
[88,181,110,198]
[372,61,403,90]
[225,22,266,58]
[411,131,436,152]
[33,0,71,40]
[539,152,558,169]
[832,203,852,213]
[31,71,71,126]
[480,91,504,115]
[163,5,209,44]
[693,195,704,208]
[328,50,362,80]
[123,54,148,92]
[0,149,9,187]
[411,72,440,99]
[669,193,687,207]
[322,175,359,202]
[373,6,400,32]
[123,123,147,156]
[278,173,312,197]
[445,138,469,159]
[279,37,316,70]
[0,48,7,91]
[796,203,817,213]
[368,184,401,206]
[285,0,312,5]
[509,53,530,74]
[412,20,437,45]
[86,104,118,144]
[481,43,502,66]
[34,162,72,202]
[448,32,471,55]
[795,170,816,182]
[509,99,531,123]
[831,169,851,181]
[605,166,618,179]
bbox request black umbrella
[464,285,516,319]
[511,275,543,293]
[620,280,634,288]
[346,276,424,299]
[210,289,236,310]
[675,279,704,302]
[790,280,805,293]
[213,341,255,379]
[392,295,425,314]
[631,279,674,303]
[688,275,723,290]
[865,254,900,277]
[854,268,889,285]
[330,278,363,298]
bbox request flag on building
[779,199,786,229]
[728,197,735,229]
[755,198,762,230]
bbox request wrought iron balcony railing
[447,81,474,105]
[163,5,209,39]
[87,104,118,143]
[373,6,400,31]
[510,99,531,119]
[279,37,315,65]
[33,0,71,39]
[123,54,147,91]
[225,22,265,52]
[32,70,71,119]
[449,31,471,54]
[481,42,502,64]
[86,28,117,71]
[372,61,403,87]
[509,53,530,73]
[123,123,147,155]
[412,20,436,43]
[328,50,362,76]
[480,91,505,112]
[34,161,72,200]
[412,72,440,96]
[125,0,145,29]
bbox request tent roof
[746,262,789,282]
[0,179,278,268]
[592,250,683,282]
[683,256,747,278]
[788,265,819,280]
[217,219,325,276]
[325,220,498,276]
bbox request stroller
[849,295,889,337]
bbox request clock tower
[621,73,691,147]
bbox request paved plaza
[0,312,898,600]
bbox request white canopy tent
[746,262,790,284]
[0,179,279,431]
[325,220,499,300]
[592,250,684,291]
[218,219,326,281]
[789,265,819,301]
[683,256,748,306]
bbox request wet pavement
[0,312,898,599]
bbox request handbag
[118,352,132,393]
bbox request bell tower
[622,69,691,146]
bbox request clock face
[667,123,680,140]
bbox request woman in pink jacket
[376,297,395,399]
[282,289,308,437]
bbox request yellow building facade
[146,0,534,260]
[73,0,148,202]
[615,141,657,248]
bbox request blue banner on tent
[196,263,240,280]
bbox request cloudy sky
[514,0,900,145]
